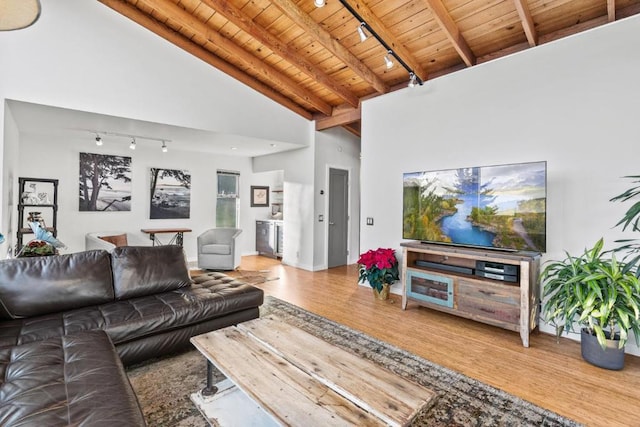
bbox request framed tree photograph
[79,152,132,211]
[250,186,269,207]
[149,168,191,219]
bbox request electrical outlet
[366,217,374,225]
[319,214,324,222]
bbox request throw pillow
[110,246,191,300]
[99,233,128,247]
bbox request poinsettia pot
[357,248,399,294]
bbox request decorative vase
[373,283,390,300]
[580,328,625,370]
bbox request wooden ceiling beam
[98,0,313,120]
[475,3,640,66]
[342,0,428,82]
[199,0,359,108]
[270,0,389,94]
[134,0,333,116]
[315,104,361,131]
[607,0,616,22]
[423,0,476,67]
[513,0,538,47]
[617,2,640,18]
[342,122,361,137]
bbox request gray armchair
[197,228,242,270]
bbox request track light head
[357,23,368,42]
[129,138,136,150]
[95,135,103,146]
[408,72,417,88]
[161,141,168,153]
[384,51,394,70]
[314,0,325,7]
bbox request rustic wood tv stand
[401,242,541,347]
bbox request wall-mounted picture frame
[250,186,269,207]
[79,152,132,211]
[149,168,191,219]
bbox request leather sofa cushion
[99,233,128,247]
[201,243,231,255]
[111,245,191,300]
[0,250,114,320]
[0,275,264,351]
[0,330,146,426]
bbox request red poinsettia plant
[357,248,400,292]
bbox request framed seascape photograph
[250,186,269,207]
[149,168,191,219]
[79,152,132,211]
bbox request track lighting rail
[88,130,170,152]
[336,0,423,86]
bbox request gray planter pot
[580,328,625,370]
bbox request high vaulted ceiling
[99,0,640,136]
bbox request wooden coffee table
[190,315,436,426]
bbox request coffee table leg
[201,360,219,397]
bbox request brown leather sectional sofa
[0,245,264,426]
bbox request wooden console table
[140,228,191,247]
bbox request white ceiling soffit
[6,100,302,157]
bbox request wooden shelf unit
[401,242,541,347]
[271,189,283,216]
[16,177,59,252]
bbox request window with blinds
[216,170,240,228]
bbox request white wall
[361,15,640,354]
[254,140,316,270]
[0,0,313,251]
[252,127,361,271]
[0,107,19,258]
[250,170,284,227]
[16,131,280,262]
[0,0,309,144]
[313,127,361,270]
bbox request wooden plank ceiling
[99,0,640,136]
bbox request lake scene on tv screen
[403,161,546,252]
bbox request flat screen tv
[403,161,546,252]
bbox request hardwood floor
[219,256,640,427]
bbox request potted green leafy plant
[540,238,640,370]
[17,240,57,257]
[357,248,400,300]
[610,174,640,266]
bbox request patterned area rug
[126,296,581,426]
[232,269,279,284]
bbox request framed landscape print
[79,152,132,211]
[149,168,191,219]
[250,186,269,207]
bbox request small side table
[140,228,192,247]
